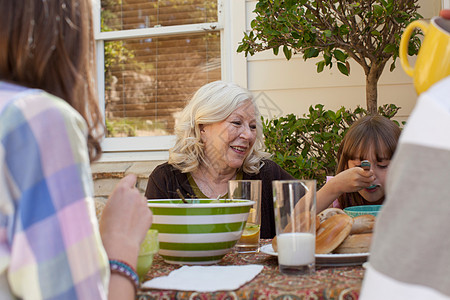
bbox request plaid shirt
[0,82,109,299]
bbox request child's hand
[317,166,377,213]
[333,166,375,194]
[100,174,153,266]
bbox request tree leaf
[283,45,292,60]
[383,44,396,54]
[390,61,396,72]
[292,31,301,39]
[333,49,346,62]
[339,24,350,35]
[373,5,384,17]
[337,62,349,76]
[371,30,381,36]
[324,53,332,65]
[273,46,279,56]
[304,48,320,59]
[316,61,325,73]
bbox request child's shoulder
[331,199,342,209]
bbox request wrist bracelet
[109,259,139,292]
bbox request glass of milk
[273,180,316,275]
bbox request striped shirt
[0,82,109,299]
[360,76,450,300]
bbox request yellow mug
[400,17,450,94]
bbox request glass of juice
[228,180,262,253]
[136,229,159,282]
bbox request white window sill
[98,135,175,162]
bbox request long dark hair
[336,115,401,208]
[0,0,103,161]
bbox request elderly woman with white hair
[145,80,294,238]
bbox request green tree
[238,0,423,114]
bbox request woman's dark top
[145,159,295,238]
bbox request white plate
[260,244,369,267]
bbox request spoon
[360,160,378,189]
[176,189,189,203]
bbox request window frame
[92,0,247,162]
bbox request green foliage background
[262,104,402,187]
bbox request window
[93,0,245,161]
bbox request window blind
[101,0,220,137]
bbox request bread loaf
[334,233,373,254]
[315,214,353,254]
[271,210,375,254]
[272,235,278,252]
[317,208,346,224]
[350,214,375,234]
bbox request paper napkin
[141,265,264,292]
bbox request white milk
[277,232,315,266]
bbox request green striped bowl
[147,199,254,265]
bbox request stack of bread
[273,208,375,254]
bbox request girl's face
[347,148,390,203]
[200,100,257,173]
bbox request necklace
[191,168,237,199]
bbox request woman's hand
[100,174,153,266]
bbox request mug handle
[399,20,429,77]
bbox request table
[136,239,365,299]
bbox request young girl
[316,115,401,212]
[0,0,152,299]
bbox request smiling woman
[144,81,295,239]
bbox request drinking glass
[273,180,316,275]
[228,180,262,253]
[137,229,159,282]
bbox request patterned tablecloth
[136,239,365,299]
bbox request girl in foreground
[316,115,401,213]
[0,0,152,299]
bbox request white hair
[168,80,271,173]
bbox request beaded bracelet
[109,259,139,292]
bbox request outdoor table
[136,239,365,299]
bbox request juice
[137,229,159,281]
[137,254,154,281]
[235,222,260,252]
[239,222,260,245]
